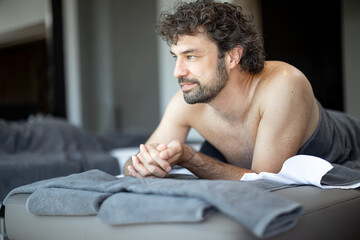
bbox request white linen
[241,155,360,189]
[110,147,139,173]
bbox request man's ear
[226,46,243,69]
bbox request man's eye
[187,55,196,60]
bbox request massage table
[4,184,360,240]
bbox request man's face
[170,33,229,104]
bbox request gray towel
[4,169,302,238]
[27,188,111,215]
[98,192,211,224]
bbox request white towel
[241,155,360,189]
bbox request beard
[178,57,229,104]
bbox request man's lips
[180,82,196,91]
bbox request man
[124,0,360,179]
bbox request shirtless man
[123,0,320,180]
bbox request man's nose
[173,59,188,78]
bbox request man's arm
[181,150,254,180]
[164,140,255,179]
[250,66,318,174]
[123,91,191,176]
[127,139,254,180]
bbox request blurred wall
[111,0,159,134]
[64,0,160,134]
[343,0,360,118]
[0,0,47,35]
[77,0,116,133]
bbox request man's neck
[208,69,260,122]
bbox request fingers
[138,144,171,177]
[160,148,181,165]
[145,144,172,171]
[158,140,195,166]
[130,155,151,177]
[159,140,183,164]
[127,141,186,178]
[156,143,167,151]
[127,165,143,178]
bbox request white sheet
[110,147,139,173]
[241,155,360,189]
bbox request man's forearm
[123,143,253,180]
[180,149,253,180]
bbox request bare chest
[194,112,260,168]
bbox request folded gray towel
[98,192,211,224]
[105,176,301,238]
[27,188,111,215]
[4,170,302,238]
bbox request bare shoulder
[255,61,315,110]
[259,61,311,91]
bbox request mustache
[178,77,200,85]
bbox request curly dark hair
[156,0,265,74]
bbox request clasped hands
[127,140,194,178]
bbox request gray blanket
[0,117,120,202]
[4,170,302,238]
